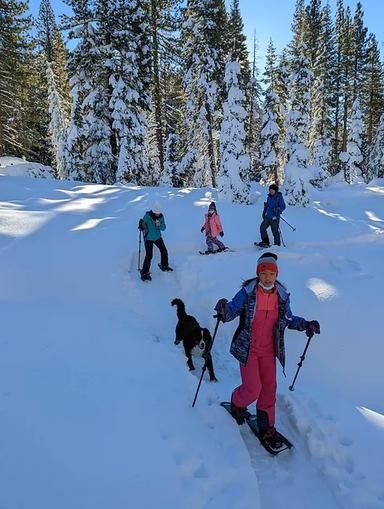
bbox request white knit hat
[152,202,161,214]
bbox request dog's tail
[171,298,187,319]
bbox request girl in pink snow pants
[214,252,320,449]
[200,201,225,253]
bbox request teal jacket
[142,211,166,241]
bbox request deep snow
[0,170,383,509]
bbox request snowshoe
[158,263,173,272]
[221,402,293,456]
[254,241,270,248]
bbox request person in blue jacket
[256,184,286,247]
[139,203,172,281]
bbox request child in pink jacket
[200,202,226,253]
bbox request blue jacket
[263,192,286,220]
[142,211,166,241]
[221,278,306,372]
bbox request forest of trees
[1,0,383,204]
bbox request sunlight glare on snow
[72,217,116,231]
[307,278,338,300]
[365,210,384,222]
[315,208,348,222]
[357,407,384,432]
[55,197,105,213]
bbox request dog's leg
[184,344,195,371]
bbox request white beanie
[152,202,161,214]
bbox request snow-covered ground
[0,169,383,509]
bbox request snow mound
[0,156,54,179]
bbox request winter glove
[219,231,224,237]
[155,219,160,228]
[214,298,228,320]
[201,226,205,233]
[304,320,320,337]
[138,219,145,231]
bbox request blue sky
[28,0,384,72]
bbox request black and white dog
[171,298,217,382]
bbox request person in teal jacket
[139,203,172,281]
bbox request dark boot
[140,271,152,281]
[230,401,250,424]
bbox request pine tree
[283,41,313,206]
[107,0,152,185]
[62,0,98,181]
[303,0,322,68]
[366,113,384,181]
[310,137,331,188]
[147,0,182,181]
[340,6,354,152]
[339,98,363,184]
[217,61,250,203]
[309,3,336,155]
[352,1,368,103]
[226,0,251,91]
[263,39,278,88]
[259,87,281,184]
[37,0,70,172]
[179,0,227,187]
[160,132,178,186]
[248,31,263,180]
[46,63,67,178]
[363,34,384,144]
[333,0,345,158]
[0,0,33,156]
[37,0,70,104]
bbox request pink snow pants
[231,352,276,427]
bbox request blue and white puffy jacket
[221,278,306,372]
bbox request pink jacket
[203,212,223,238]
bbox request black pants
[260,218,280,246]
[142,238,168,273]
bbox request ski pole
[278,226,286,247]
[289,333,314,391]
[192,317,221,408]
[280,216,296,231]
[137,229,142,271]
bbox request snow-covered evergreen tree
[160,133,178,187]
[339,98,363,184]
[283,41,313,206]
[259,87,281,184]
[179,0,226,187]
[104,0,152,185]
[62,1,97,181]
[365,113,384,181]
[46,63,67,178]
[217,61,250,203]
[309,136,332,187]
[309,3,336,153]
[0,0,33,156]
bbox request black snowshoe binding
[254,241,270,248]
